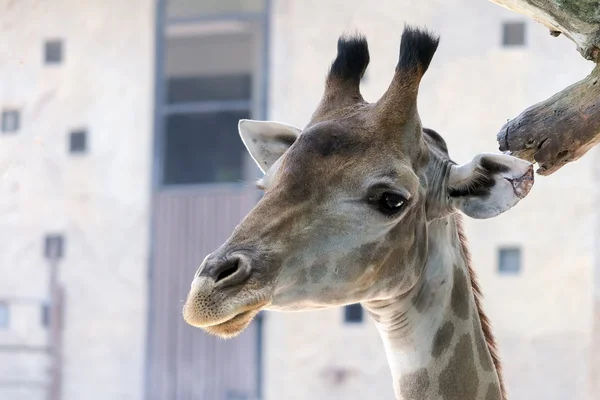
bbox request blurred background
[0,0,598,399]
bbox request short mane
[456,214,507,400]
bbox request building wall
[0,1,154,399]
[265,0,596,399]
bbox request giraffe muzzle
[183,250,272,337]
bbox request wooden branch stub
[497,66,600,175]
[489,0,600,61]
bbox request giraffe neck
[363,215,503,400]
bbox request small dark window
[498,247,522,274]
[69,130,87,154]
[44,234,65,260]
[0,302,9,329]
[1,109,20,133]
[502,22,526,46]
[42,303,51,327]
[344,304,363,323]
[45,39,63,64]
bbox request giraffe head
[183,27,533,338]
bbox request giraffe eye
[374,192,407,216]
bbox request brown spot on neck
[438,334,479,399]
[432,321,454,358]
[450,264,470,320]
[309,256,329,282]
[485,382,502,400]
[399,368,429,400]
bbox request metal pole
[47,260,63,400]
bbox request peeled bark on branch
[497,66,600,175]
[488,0,600,175]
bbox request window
[0,302,9,329]
[45,39,63,64]
[42,303,51,328]
[167,75,251,104]
[44,234,65,260]
[161,24,264,185]
[164,111,248,184]
[498,247,522,274]
[69,130,87,154]
[502,22,526,46]
[344,304,363,323]
[1,109,20,133]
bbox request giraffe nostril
[200,254,252,288]
[214,259,240,284]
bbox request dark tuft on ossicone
[329,34,370,82]
[398,26,440,75]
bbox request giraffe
[183,26,534,399]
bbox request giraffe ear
[447,153,534,219]
[238,119,302,173]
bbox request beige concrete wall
[0,1,154,399]
[592,299,600,399]
[266,0,596,399]
[591,157,600,400]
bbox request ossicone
[397,25,440,77]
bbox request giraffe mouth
[182,286,269,338]
[506,164,534,199]
[201,308,261,338]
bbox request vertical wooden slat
[152,195,168,400]
[147,187,260,400]
[174,197,187,400]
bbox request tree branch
[488,0,600,175]
[497,66,600,175]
